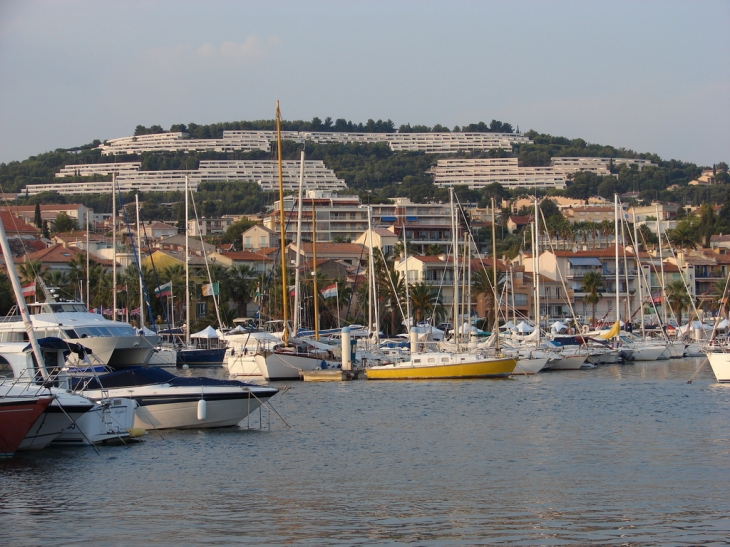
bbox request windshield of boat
[41,303,89,313]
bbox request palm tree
[666,278,692,324]
[473,267,503,330]
[666,222,699,251]
[224,264,255,317]
[42,269,71,300]
[16,260,43,285]
[409,282,435,323]
[580,271,605,328]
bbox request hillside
[0,118,727,223]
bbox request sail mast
[112,173,117,321]
[185,175,190,346]
[633,210,645,335]
[292,151,305,335]
[492,198,499,352]
[312,200,320,341]
[136,193,144,329]
[450,187,459,352]
[614,194,620,326]
[276,101,290,346]
[0,219,49,380]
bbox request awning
[381,216,397,222]
[568,257,601,266]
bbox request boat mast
[492,197,499,352]
[86,218,90,306]
[0,219,49,380]
[655,204,667,326]
[136,193,144,330]
[366,205,379,345]
[403,226,410,329]
[532,197,541,346]
[450,187,459,352]
[614,194,620,326]
[185,175,190,347]
[633,209,645,336]
[112,173,117,321]
[312,200,320,341]
[276,101,290,346]
[292,151,305,335]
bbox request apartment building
[264,191,367,243]
[433,158,568,190]
[99,130,532,156]
[187,216,238,237]
[55,162,142,178]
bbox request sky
[0,0,727,167]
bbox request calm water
[1,357,729,546]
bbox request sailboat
[176,175,227,367]
[366,191,516,380]
[254,102,342,381]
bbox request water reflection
[1,358,729,545]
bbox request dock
[300,369,366,382]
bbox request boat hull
[514,357,549,375]
[365,356,516,380]
[0,397,53,458]
[83,385,278,430]
[255,352,334,381]
[630,345,669,361]
[177,347,227,367]
[69,335,157,367]
[546,355,586,370]
[707,352,730,383]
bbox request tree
[666,278,691,324]
[666,220,698,251]
[580,271,605,328]
[222,218,258,250]
[34,203,42,228]
[52,213,77,233]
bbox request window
[196,302,207,318]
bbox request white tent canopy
[515,321,535,333]
[191,325,219,339]
[550,321,568,333]
[716,318,730,330]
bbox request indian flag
[320,284,338,299]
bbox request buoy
[182,364,189,370]
[197,399,207,421]
[127,427,146,438]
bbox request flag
[155,282,172,298]
[597,321,621,340]
[320,283,338,299]
[201,282,219,297]
[21,282,35,297]
[116,285,127,292]
[289,284,296,296]
[255,283,260,302]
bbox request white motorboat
[0,341,136,447]
[706,350,730,383]
[254,344,339,381]
[224,331,280,378]
[0,301,158,367]
[71,366,279,430]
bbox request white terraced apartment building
[434,158,569,190]
[551,157,657,172]
[55,162,142,177]
[433,156,659,190]
[98,130,532,156]
[23,160,346,195]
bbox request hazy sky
[0,0,727,167]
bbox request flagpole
[336,287,340,329]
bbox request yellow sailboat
[365,192,516,380]
[365,352,516,380]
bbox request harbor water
[2,357,729,546]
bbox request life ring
[582,325,589,334]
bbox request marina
[1,357,728,545]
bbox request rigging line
[0,182,44,282]
[140,220,172,331]
[377,246,406,327]
[188,186,223,329]
[116,187,156,332]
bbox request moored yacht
[706,349,730,383]
[0,301,158,368]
